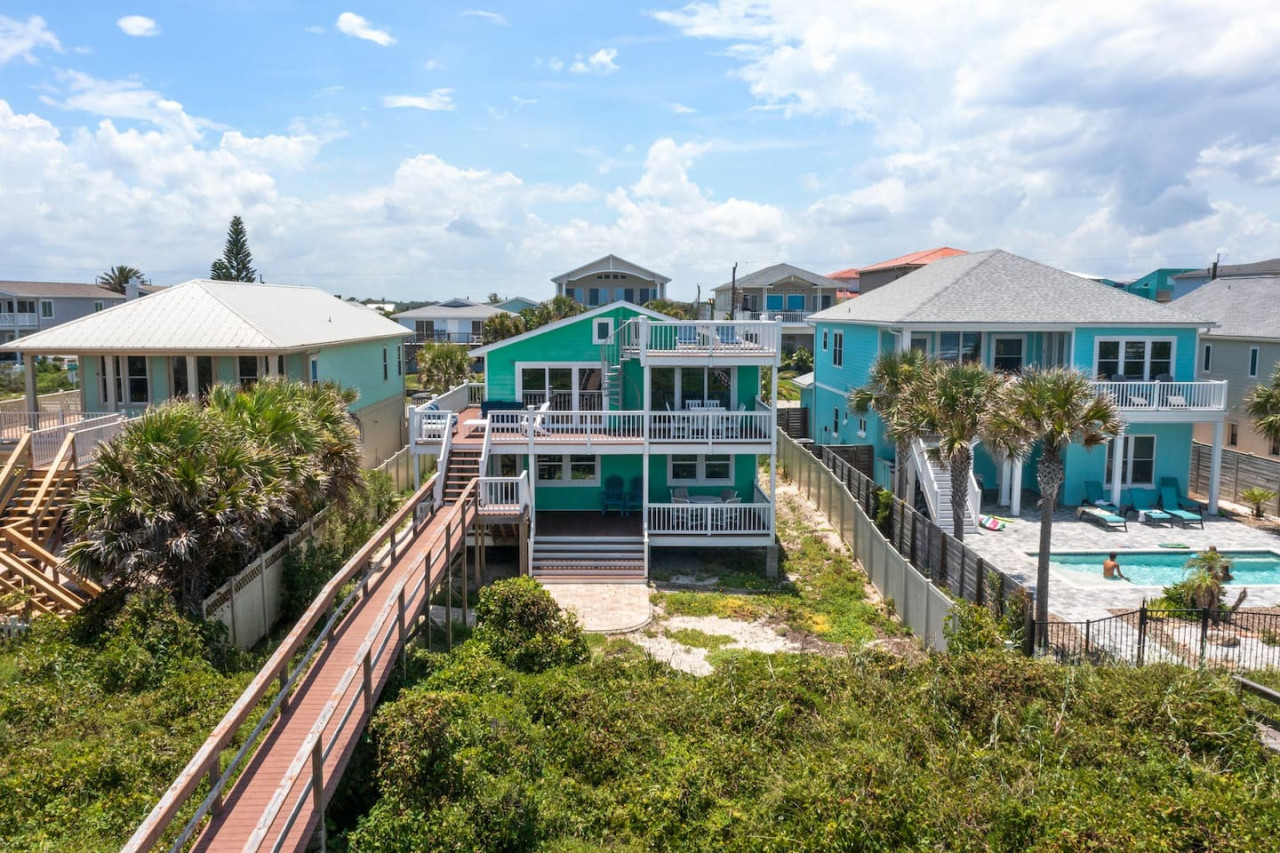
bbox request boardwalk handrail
[122,475,439,853]
[246,481,478,852]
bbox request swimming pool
[1043,550,1280,586]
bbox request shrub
[1241,486,1278,519]
[873,487,895,536]
[473,577,588,673]
[943,600,1005,654]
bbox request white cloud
[670,102,696,114]
[547,57,564,71]
[570,48,619,75]
[461,10,509,26]
[0,14,60,64]
[382,90,456,111]
[423,58,443,70]
[116,16,160,38]
[305,26,325,35]
[335,12,395,47]
[40,70,205,139]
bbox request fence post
[310,739,326,851]
[229,573,238,648]
[1083,619,1091,658]
[975,557,986,607]
[909,511,918,568]
[938,535,948,587]
[259,553,269,633]
[1199,606,1210,668]
[1022,599,1035,657]
[1137,603,1148,666]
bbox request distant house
[393,298,512,346]
[0,279,160,361]
[552,255,669,308]
[710,263,840,353]
[1176,276,1280,459]
[845,247,968,294]
[1170,258,1280,300]
[1123,268,1196,303]
[494,296,539,314]
[1,280,411,467]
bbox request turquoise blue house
[807,250,1228,531]
[1123,268,1195,302]
[416,303,782,579]
[4,280,411,467]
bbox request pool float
[1158,542,1190,549]
[978,515,1006,531]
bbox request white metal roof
[394,301,511,321]
[1,279,410,354]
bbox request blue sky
[3,2,1280,301]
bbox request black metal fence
[1041,605,1280,671]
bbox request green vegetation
[96,264,145,293]
[1241,486,1278,519]
[471,577,589,673]
[0,360,77,399]
[416,342,473,396]
[1159,548,1236,615]
[209,214,259,282]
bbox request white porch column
[897,326,912,353]
[104,356,118,410]
[999,456,1012,507]
[185,355,197,400]
[22,353,38,429]
[1010,458,1023,516]
[1208,420,1224,514]
[266,352,278,378]
[1109,429,1126,507]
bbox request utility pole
[729,262,738,321]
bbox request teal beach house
[2,280,410,467]
[807,250,1228,531]
[412,303,783,580]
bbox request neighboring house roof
[858,247,968,273]
[0,280,129,299]
[1,279,410,354]
[808,250,1212,327]
[469,301,670,357]
[1172,258,1280,280]
[551,254,671,286]
[826,268,860,281]
[394,300,511,321]
[711,263,840,293]
[1173,276,1280,340]
[495,296,539,312]
[788,371,815,389]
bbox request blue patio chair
[1158,477,1204,514]
[1082,480,1120,513]
[624,476,644,517]
[602,474,626,516]
[1160,485,1204,529]
[676,325,698,347]
[1128,488,1173,526]
[1076,504,1127,532]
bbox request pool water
[1045,550,1280,586]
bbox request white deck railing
[647,502,773,535]
[742,310,814,324]
[486,408,773,445]
[0,313,39,327]
[30,413,123,467]
[637,320,780,358]
[477,472,529,513]
[1091,380,1227,411]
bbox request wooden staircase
[441,448,482,506]
[0,433,101,617]
[532,535,646,583]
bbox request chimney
[125,275,141,301]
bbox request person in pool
[1102,553,1127,580]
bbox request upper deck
[623,319,781,364]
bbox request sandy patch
[631,615,805,676]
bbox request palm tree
[482,311,527,344]
[1245,364,1280,446]
[96,265,145,293]
[986,367,1120,638]
[417,343,472,395]
[643,298,693,319]
[520,296,585,331]
[847,349,931,499]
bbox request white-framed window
[832,407,840,437]
[1104,435,1156,487]
[15,300,36,315]
[822,329,829,351]
[1228,422,1239,447]
[939,331,982,363]
[1249,347,1259,378]
[992,336,1024,373]
[39,300,53,319]
[648,366,735,410]
[1095,338,1174,381]
[100,355,150,405]
[910,333,930,353]
[832,331,843,367]
[1201,343,1212,373]
[536,454,599,485]
[382,346,389,381]
[238,355,259,388]
[668,454,732,484]
[309,355,319,387]
[593,318,614,344]
[415,319,435,339]
[93,301,104,312]
[857,416,867,438]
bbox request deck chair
[624,476,644,517]
[676,325,698,347]
[671,487,689,502]
[1160,485,1204,528]
[1128,488,1173,526]
[715,325,742,347]
[602,475,626,516]
[719,488,741,504]
[1076,505,1127,532]
[1082,480,1120,513]
[1159,477,1204,513]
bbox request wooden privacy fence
[777,430,952,650]
[1191,442,1280,516]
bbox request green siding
[82,357,103,410]
[316,338,404,408]
[149,356,170,402]
[647,453,759,502]
[532,455,643,511]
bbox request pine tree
[209,215,259,282]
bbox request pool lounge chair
[1128,488,1173,526]
[1083,480,1121,513]
[1160,485,1204,529]
[1158,477,1205,514]
[1076,504,1128,532]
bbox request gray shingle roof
[1173,276,1280,340]
[711,263,840,292]
[1171,258,1280,280]
[808,250,1211,327]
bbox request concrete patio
[965,502,1280,622]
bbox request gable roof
[394,300,511,321]
[1172,258,1280,280]
[809,250,1211,327]
[1173,276,1280,340]
[711,263,839,292]
[0,280,128,299]
[859,247,968,273]
[551,254,671,286]
[469,301,670,357]
[2,279,409,354]
[826,268,861,282]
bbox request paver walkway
[546,582,652,632]
[192,505,463,852]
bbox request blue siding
[1072,326,1200,380]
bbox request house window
[992,337,1024,373]
[125,355,149,404]
[832,331,843,367]
[93,301,104,312]
[563,287,578,302]
[238,356,259,388]
[910,334,930,353]
[415,320,435,340]
[15,300,35,315]
[593,318,614,344]
[39,300,53,319]
[822,329,829,351]
[382,346,389,381]
[536,455,598,485]
[1096,339,1173,381]
[1249,347,1259,378]
[1104,435,1156,487]
[1228,423,1238,447]
[397,345,402,377]
[1202,343,1212,373]
[939,331,982,363]
[588,288,602,307]
[1042,331,1070,368]
[832,407,840,436]
[668,454,732,483]
[1271,437,1280,456]
[309,355,319,387]
[857,416,868,437]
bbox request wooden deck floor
[192,504,467,852]
[537,510,642,537]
